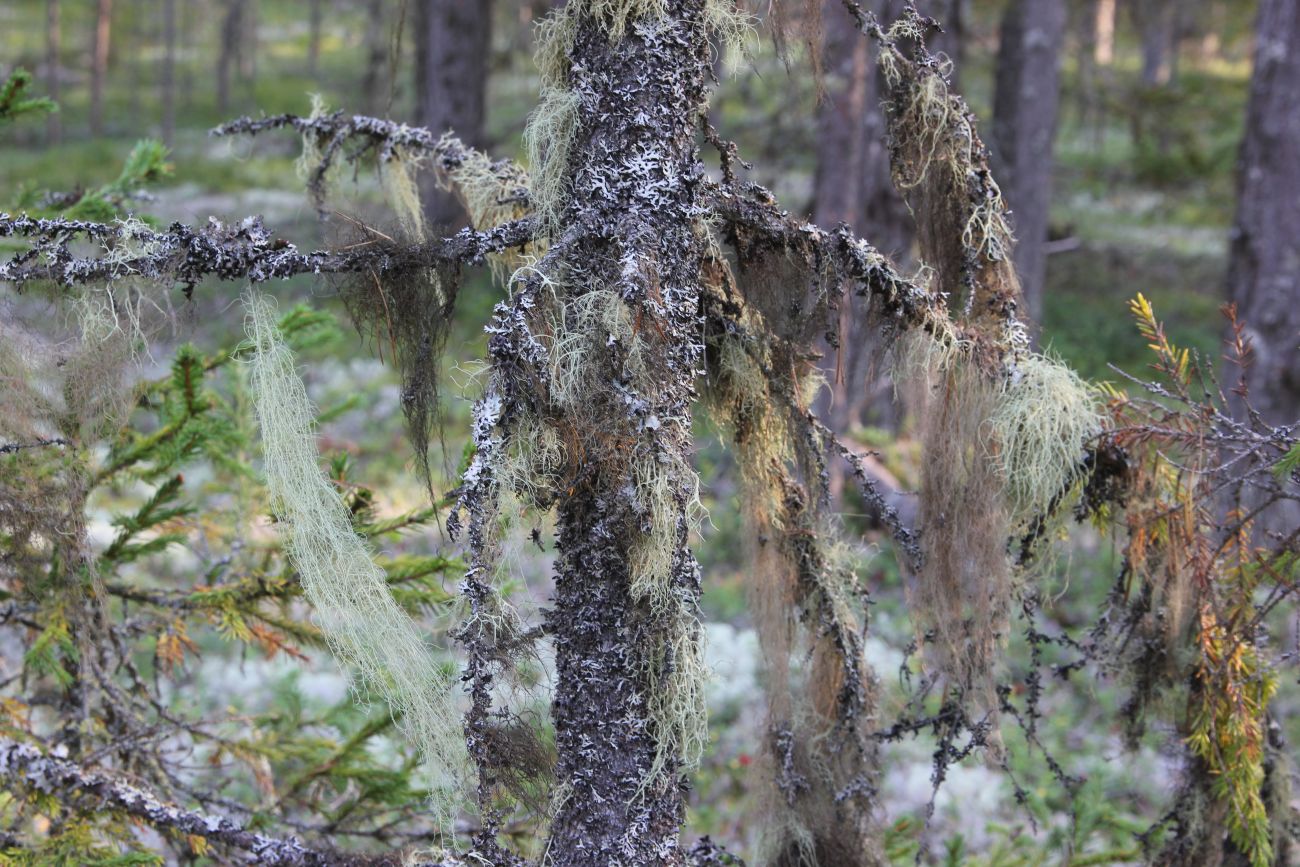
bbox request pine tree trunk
[1094,0,1115,65]
[1226,0,1300,534]
[161,0,176,148]
[413,0,494,228]
[45,0,61,146]
[217,0,243,114]
[540,2,711,862]
[359,0,387,115]
[1130,0,1176,87]
[992,0,1067,328]
[89,0,112,137]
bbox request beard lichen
[990,353,1102,535]
[703,276,884,865]
[244,291,467,837]
[378,147,429,244]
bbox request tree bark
[1226,0,1300,535]
[161,0,176,148]
[992,0,1067,328]
[537,2,711,862]
[45,0,61,146]
[413,0,494,229]
[89,0,112,137]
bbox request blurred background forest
[0,0,1291,864]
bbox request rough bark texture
[89,0,112,136]
[414,0,494,229]
[539,5,711,863]
[1227,0,1300,531]
[991,0,1067,327]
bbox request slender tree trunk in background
[179,0,193,110]
[813,0,908,440]
[360,0,388,116]
[217,0,243,114]
[1094,0,1115,65]
[413,0,494,228]
[45,0,61,146]
[992,0,1067,328]
[1226,0,1300,536]
[161,0,176,148]
[1072,0,1097,123]
[1129,0,1175,86]
[308,0,323,78]
[89,0,112,137]
[241,0,259,93]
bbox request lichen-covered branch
[0,212,534,288]
[0,737,350,866]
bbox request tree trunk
[1094,0,1115,65]
[812,0,909,438]
[1072,0,1097,124]
[161,0,176,147]
[992,0,1067,328]
[1226,0,1300,533]
[45,0,61,146]
[360,0,388,116]
[217,0,243,114]
[413,0,494,228]
[89,0,112,137]
[537,2,711,862]
[308,0,323,78]
[1129,0,1176,87]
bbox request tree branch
[0,213,534,288]
[0,736,366,865]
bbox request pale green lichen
[244,291,466,837]
[378,147,428,243]
[990,353,1102,532]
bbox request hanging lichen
[244,291,467,837]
